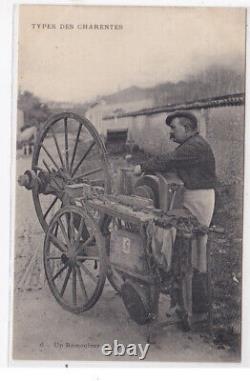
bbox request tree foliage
[153,65,244,106]
[18,90,51,126]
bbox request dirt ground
[11,153,241,363]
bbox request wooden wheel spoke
[49,233,67,252]
[64,118,69,172]
[60,267,72,297]
[52,263,68,282]
[65,213,71,242]
[54,221,59,237]
[70,212,75,242]
[72,140,96,177]
[42,159,52,173]
[72,167,103,181]
[72,267,77,305]
[58,218,71,247]
[41,160,63,191]
[70,122,83,173]
[41,143,60,171]
[44,196,58,220]
[82,235,95,248]
[76,266,88,301]
[42,158,60,181]
[51,126,66,171]
[79,262,98,284]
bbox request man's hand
[134,165,142,176]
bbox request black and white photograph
[11,4,245,363]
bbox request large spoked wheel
[32,112,111,232]
[44,205,107,314]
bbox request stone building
[103,93,244,185]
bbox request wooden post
[207,234,213,333]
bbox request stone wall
[103,104,244,185]
[206,105,244,184]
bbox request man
[134,111,216,320]
[20,124,36,156]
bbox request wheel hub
[61,253,69,264]
[61,245,87,266]
[44,204,107,314]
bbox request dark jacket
[141,133,216,190]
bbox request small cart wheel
[44,205,107,314]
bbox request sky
[18,5,246,103]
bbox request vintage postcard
[11,4,246,363]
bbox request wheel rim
[32,112,111,232]
[44,206,107,314]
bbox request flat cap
[165,111,198,129]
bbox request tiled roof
[103,93,244,120]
